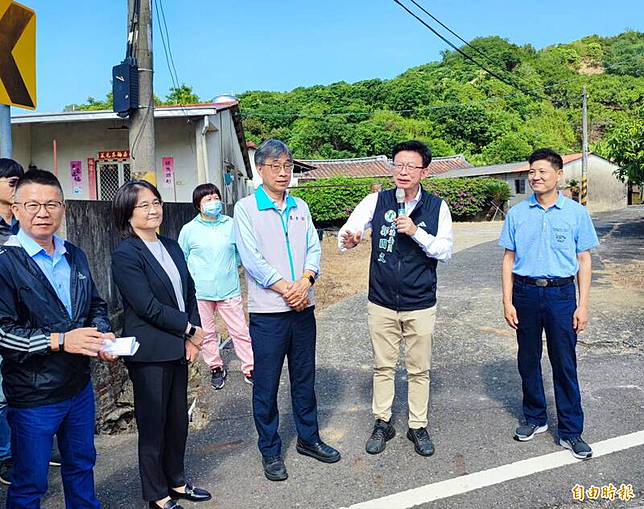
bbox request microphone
[396,188,406,217]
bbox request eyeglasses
[391,162,425,172]
[14,201,64,214]
[133,199,163,212]
[528,169,558,177]
[261,162,294,173]
[0,177,19,187]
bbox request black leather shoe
[149,500,184,509]
[296,439,341,463]
[169,483,212,502]
[262,456,288,481]
[366,419,396,454]
[406,427,435,456]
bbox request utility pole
[128,0,156,182]
[0,106,11,158]
[581,85,588,206]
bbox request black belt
[514,275,575,287]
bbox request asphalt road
[2,206,642,509]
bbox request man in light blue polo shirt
[499,148,599,460]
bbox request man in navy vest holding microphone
[339,141,453,456]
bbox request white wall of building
[563,155,627,213]
[10,109,250,203]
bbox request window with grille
[515,178,526,194]
[97,163,132,200]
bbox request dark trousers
[513,280,584,439]
[250,307,320,459]
[127,361,188,502]
[7,383,99,509]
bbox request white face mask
[202,200,223,218]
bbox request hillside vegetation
[238,31,643,168]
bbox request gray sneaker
[365,419,395,455]
[210,367,227,390]
[560,436,592,460]
[514,423,548,441]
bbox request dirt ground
[222,222,504,329]
[315,234,371,311]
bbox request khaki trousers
[367,301,436,428]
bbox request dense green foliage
[64,85,200,112]
[238,31,643,178]
[290,177,511,224]
[69,31,643,183]
[605,111,644,185]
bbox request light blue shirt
[499,193,599,278]
[17,229,72,318]
[178,214,241,301]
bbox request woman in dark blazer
[111,180,211,509]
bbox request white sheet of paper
[102,336,140,357]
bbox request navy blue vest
[368,188,442,311]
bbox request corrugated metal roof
[442,153,585,178]
[11,103,237,125]
[296,155,472,181]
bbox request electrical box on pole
[112,57,139,118]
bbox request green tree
[604,31,644,77]
[161,84,200,105]
[65,92,113,111]
[604,115,644,185]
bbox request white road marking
[341,430,644,509]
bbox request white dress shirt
[338,187,453,261]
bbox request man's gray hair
[254,139,293,166]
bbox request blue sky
[18,0,644,113]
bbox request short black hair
[392,141,432,168]
[112,180,163,239]
[15,169,63,198]
[529,148,563,170]
[192,183,222,212]
[0,158,25,179]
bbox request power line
[392,0,546,101]
[152,0,191,119]
[408,0,500,68]
[408,0,556,97]
[156,0,181,91]
[153,0,178,90]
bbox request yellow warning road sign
[0,0,36,110]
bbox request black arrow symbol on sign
[0,3,34,108]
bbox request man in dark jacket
[0,169,115,508]
[0,158,24,485]
[339,141,453,457]
[0,158,23,244]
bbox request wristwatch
[304,273,315,286]
[58,332,65,351]
[185,324,197,338]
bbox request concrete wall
[10,109,250,204]
[153,117,199,202]
[563,155,627,213]
[13,120,129,200]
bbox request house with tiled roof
[443,153,626,213]
[294,154,472,183]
